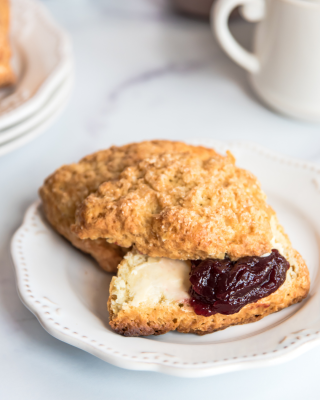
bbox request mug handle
[211,0,265,74]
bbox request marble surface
[1,0,320,398]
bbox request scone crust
[108,249,310,336]
[73,141,274,260]
[40,141,217,271]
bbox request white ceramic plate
[0,73,73,157]
[0,0,72,130]
[11,141,320,378]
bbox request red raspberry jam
[189,249,289,317]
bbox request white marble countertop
[1,0,320,398]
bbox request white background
[1,0,320,398]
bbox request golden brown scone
[40,141,217,271]
[108,216,310,336]
[0,0,15,87]
[73,142,274,261]
[39,161,125,273]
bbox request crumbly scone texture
[40,141,216,271]
[108,216,310,336]
[0,0,15,87]
[73,141,274,260]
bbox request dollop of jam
[189,249,289,317]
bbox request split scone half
[108,221,309,336]
[0,0,15,87]
[68,140,310,336]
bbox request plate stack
[0,0,73,157]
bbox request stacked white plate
[0,0,73,157]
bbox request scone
[0,0,15,87]
[39,141,219,272]
[108,225,309,336]
[73,147,272,260]
[68,140,310,336]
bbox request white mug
[212,0,320,122]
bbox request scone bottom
[108,246,310,337]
